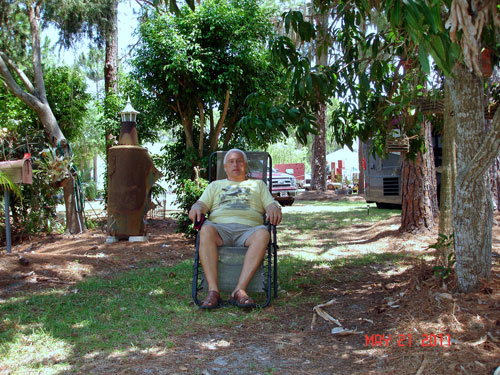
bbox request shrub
[0,129,61,241]
[174,177,208,238]
[84,180,98,201]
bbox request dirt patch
[0,218,193,298]
[1,206,499,374]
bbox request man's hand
[265,203,282,226]
[189,201,208,223]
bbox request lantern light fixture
[119,96,140,123]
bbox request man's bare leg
[199,224,223,293]
[232,228,270,299]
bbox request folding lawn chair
[192,151,279,308]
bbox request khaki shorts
[202,220,267,247]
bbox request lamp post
[106,96,162,243]
[118,97,140,145]
[120,97,139,122]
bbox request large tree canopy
[0,0,109,233]
[131,0,314,172]
[278,0,499,292]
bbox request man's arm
[265,203,282,226]
[189,201,209,223]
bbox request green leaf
[418,46,430,74]
[405,9,420,36]
[372,36,380,56]
[0,172,22,199]
[421,5,436,33]
[391,0,401,27]
[359,73,369,92]
[305,74,312,91]
[284,11,292,34]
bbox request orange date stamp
[364,334,452,347]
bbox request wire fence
[147,191,180,220]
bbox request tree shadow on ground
[1,251,499,375]
[1,207,500,374]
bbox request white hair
[223,148,248,164]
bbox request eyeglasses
[225,159,246,165]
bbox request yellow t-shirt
[199,179,277,226]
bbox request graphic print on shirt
[218,185,251,210]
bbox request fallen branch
[311,299,341,330]
[415,356,428,375]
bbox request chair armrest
[266,222,277,234]
[194,214,206,230]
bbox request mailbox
[0,158,33,184]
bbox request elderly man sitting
[189,149,282,309]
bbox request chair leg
[273,253,278,298]
[273,225,278,298]
[192,233,202,306]
[258,242,272,309]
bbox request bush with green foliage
[83,180,98,201]
[174,178,208,237]
[1,128,63,240]
[429,233,456,280]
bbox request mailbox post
[0,155,33,253]
[4,190,11,253]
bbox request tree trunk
[104,0,119,155]
[358,137,365,194]
[311,102,327,191]
[222,114,239,148]
[61,175,85,234]
[209,90,230,153]
[104,0,119,94]
[400,120,438,232]
[197,98,205,157]
[311,11,328,192]
[437,79,457,264]
[449,63,493,292]
[93,154,99,183]
[0,2,85,234]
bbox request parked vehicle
[326,181,342,191]
[363,136,441,208]
[270,168,298,206]
[303,173,311,190]
[304,173,340,191]
[249,167,298,206]
[274,163,305,189]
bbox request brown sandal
[200,290,222,309]
[231,290,256,308]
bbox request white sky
[43,1,140,67]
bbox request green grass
[0,200,408,374]
[294,200,374,207]
[279,202,400,259]
[0,261,263,374]
[285,202,400,230]
[277,252,410,288]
